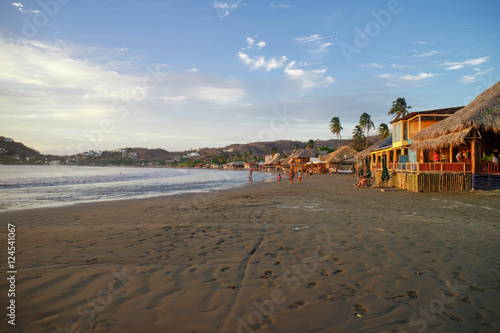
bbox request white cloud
[245,37,266,50]
[294,34,335,55]
[400,72,436,81]
[271,3,292,8]
[294,34,323,43]
[412,41,429,45]
[238,52,287,71]
[411,50,439,58]
[359,63,383,69]
[378,72,436,82]
[213,1,241,17]
[459,68,494,84]
[443,56,490,70]
[284,61,334,90]
[11,2,39,14]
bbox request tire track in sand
[220,208,267,332]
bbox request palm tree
[329,117,343,148]
[359,112,375,148]
[377,123,391,140]
[388,97,412,120]
[352,125,365,142]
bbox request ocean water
[0,165,274,211]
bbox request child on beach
[289,171,294,184]
[277,173,282,185]
[297,171,302,184]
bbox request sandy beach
[1,174,499,333]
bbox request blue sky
[0,0,499,154]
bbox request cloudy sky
[0,0,499,154]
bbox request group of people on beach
[277,168,314,185]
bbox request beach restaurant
[357,80,500,192]
[281,149,318,172]
[321,146,357,174]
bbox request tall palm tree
[388,97,412,120]
[377,123,391,140]
[359,112,375,148]
[329,117,343,148]
[352,125,365,142]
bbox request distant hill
[0,136,382,165]
[0,136,43,160]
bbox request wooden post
[449,146,453,163]
[471,139,477,180]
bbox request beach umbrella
[381,154,389,182]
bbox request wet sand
[0,174,499,332]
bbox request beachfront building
[281,149,318,173]
[358,81,500,191]
[322,146,358,174]
[223,161,246,170]
[244,162,259,170]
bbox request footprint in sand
[442,310,463,322]
[354,304,367,317]
[289,301,305,309]
[220,267,230,272]
[469,285,486,292]
[307,282,317,289]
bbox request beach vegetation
[329,117,343,148]
[388,97,412,120]
[307,139,315,149]
[377,123,391,140]
[359,112,375,148]
[318,146,334,153]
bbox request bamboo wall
[374,170,472,192]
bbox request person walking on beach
[277,173,282,185]
[249,170,252,181]
[297,170,302,184]
[289,170,294,184]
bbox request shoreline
[0,174,499,332]
[0,166,276,213]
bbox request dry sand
[0,174,499,333]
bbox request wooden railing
[372,162,472,173]
[479,162,500,174]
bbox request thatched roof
[263,153,281,165]
[323,146,358,163]
[281,149,317,165]
[410,81,500,151]
[355,137,393,162]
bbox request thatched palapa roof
[263,153,281,165]
[410,81,500,151]
[323,146,358,163]
[281,149,317,166]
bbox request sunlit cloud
[237,52,287,71]
[443,56,490,70]
[284,61,335,90]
